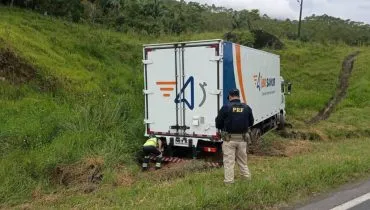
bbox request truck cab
[278,77,292,130]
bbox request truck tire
[278,114,285,130]
[249,128,262,154]
[164,145,174,157]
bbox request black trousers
[142,146,162,169]
[143,146,161,157]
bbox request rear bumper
[155,135,222,148]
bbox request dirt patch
[114,172,135,187]
[310,128,329,141]
[12,157,105,209]
[13,190,63,209]
[111,165,135,187]
[0,48,37,84]
[278,126,370,141]
[278,129,323,141]
[0,48,59,92]
[308,51,360,124]
[31,186,61,204]
[258,140,313,157]
[51,157,104,192]
[141,160,215,182]
[13,203,33,210]
[283,140,313,157]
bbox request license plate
[175,138,188,145]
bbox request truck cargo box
[143,39,286,153]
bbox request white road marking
[331,192,370,210]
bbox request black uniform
[216,99,254,134]
[216,96,254,184]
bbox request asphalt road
[294,178,370,210]
[348,199,370,210]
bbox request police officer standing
[216,89,254,184]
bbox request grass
[316,49,370,137]
[13,138,370,209]
[274,41,357,121]
[1,6,370,209]
[0,7,146,204]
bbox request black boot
[142,156,150,171]
[155,155,162,170]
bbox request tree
[2,0,369,45]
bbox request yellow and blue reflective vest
[143,138,157,147]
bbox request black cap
[228,89,240,97]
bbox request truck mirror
[287,83,292,95]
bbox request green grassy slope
[0,7,369,207]
[277,41,356,120]
[318,50,370,137]
[0,8,146,204]
[22,138,370,209]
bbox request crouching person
[142,135,164,171]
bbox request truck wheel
[278,114,285,130]
[249,128,262,154]
[164,144,174,157]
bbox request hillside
[1,7,370,209]
[2,0,370,46]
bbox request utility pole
[298,0,304,38]
[154,0,158,19]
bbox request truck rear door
[144,41,222,139]
[144,47,178,135]
[179,43,221,139]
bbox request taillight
[203,147,217,153]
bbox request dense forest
[1,0,370,46]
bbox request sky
[186,0,370,24]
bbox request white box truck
[143,39,290,157]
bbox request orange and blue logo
[254,73,276,91]
[156,81,176,97]
[175,76,194,110]
[156,77,196,110]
